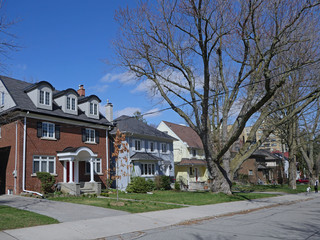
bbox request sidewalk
[0,193,315,240]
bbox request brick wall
[0,116,110,194]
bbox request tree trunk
[208,160,232,194]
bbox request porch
[57,146,102,196]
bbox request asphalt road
[115,196,320,240]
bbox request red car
[296,178,309,184]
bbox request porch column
[63,161,67,183]
[69,159,74,183]
[90,158,95,182]
[74,160,79,183]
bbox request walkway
[0,193,316,240]
[0,195,128,222]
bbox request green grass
[49,196,184,213]
[0,205,59,231]
[232,184,307,194]
[50,190,276,213]
[114,190,276,205]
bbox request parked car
[296,178,309,184]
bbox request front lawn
[232,184,308,194]
[49,191,277,213]
[49,196,184,213]
[0,205,59,231]
[113,191,277,205]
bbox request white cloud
[115,107,141,118]
[101,71,137,85]
[88,84,109,93]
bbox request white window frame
[148,141,156,152]
[134,139,142,151]
[33,155,56,174]
[40,90,50,106]
[42,122,55,139]
[85,158,102,174]
[141,163,155,176]
[85,128,95,143]
[161,143,168,154]
[67,97,76,111]
[0,91,4,106]
[90,102,98,115]
[248,170,253,176]
[71,98,76,110]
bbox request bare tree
[298,99,320,186]
[113,0,320,194]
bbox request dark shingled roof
[131,152,165,161]
[177,158,207,166]
[0,76,112,126]
[162,121,203,149]
[112,115,175,141]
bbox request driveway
[0,195,129,222]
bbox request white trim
[17,112,110,130]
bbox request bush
[146,179,155,191]
[36,172,55,194]
[154,176,171,190]
[174,181,180,191]
[126,177,154,193]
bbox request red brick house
[0,76,114,196]
[235,149,283,185]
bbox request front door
[0,147,11,194]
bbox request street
[110,195,320,240]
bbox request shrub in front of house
[126,177,154,193]
[154,176,171,190]
[36,172,55,194]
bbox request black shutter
[82,128,86,142]
[37,122,42,138]
[55,125,60,140]
[95,130,100,144]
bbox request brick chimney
[77,85,85,96]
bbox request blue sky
[2,0,185,126]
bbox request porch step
[80,188,96,194]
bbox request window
[90,103,98,115]
[40,90,50,105]
[248,170,253,175]
[86,128,95,143]
[67,97,76,110]
[189,167,193,175]
[67,97,71,109]
[85,158,102,174]
[149,141,156,152]
[71,98,76,110]
[135,140,141,151]
[0,92,4,106]
[42,122,55,138]
[33,156,55,174]
[192,149,197,157]
[82,128,99,144]
[141,163,155,176]
[161,143,168,153]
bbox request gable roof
[112,115,175,141]
[162,121,203,149]
[0,76,112,126]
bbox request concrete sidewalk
[0,193,315,240]
[0,195,128,222]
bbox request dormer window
[40,90,50,106]
[90,103,98,115]
[67,97,76,111]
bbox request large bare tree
[113,0,320,194]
